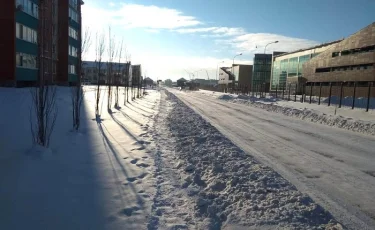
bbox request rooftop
[274,39,343,58]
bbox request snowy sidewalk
[0,86,159,230]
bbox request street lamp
[216,61,224,81]
[232,53,242,91]
[264,41,279,54]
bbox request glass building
[269,41,341,92]
[252,54,272,92]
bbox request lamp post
[264,41,279,54]
[232,53,242,90]
[216,61,224,81]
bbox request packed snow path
[170,88,375,229]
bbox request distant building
[177,78,187,87]
[270,40,342,92]
[252,52,285,92]
[232,64,253,87]
[143,77,154,86]
[131,65,142,86]
[164,79,172,87]
[194,78,218,86]
[302,22,375,97]
[82,61,131,85]
[218,67,234,90]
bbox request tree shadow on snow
[96,119,146,209]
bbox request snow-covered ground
[149,90,340,229]
[2,85,370,229]
[197,90,375,136]
[170,88,375,229]
[0,86,159,230]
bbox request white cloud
[231,33,319,53]
[109,2,115,7]
[82,3,201,32]
[175,27,245,37]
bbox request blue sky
[82,0,375,81]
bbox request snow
[1,85,370,229]
[148,90,341,229]
[170,88,375,229]
[197,90,375,136]
[0,86,159,230]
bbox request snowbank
[150,90,341,229]
[213,93,375,136]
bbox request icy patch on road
[150,90,341,229]
[217,94,375,136]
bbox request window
[69,0,78,9]
[16,52,37,69]
[16,23,37,44]
[332,52,340,57]
[315,67,331,73]
[69,45,78,57]
[69,8,78,22]
[68,64,76,74]
[16,0,38,18]
[16,23,21,38]
[69,27,78,39]
[332,45,375,58]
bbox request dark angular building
[0,0,82,87]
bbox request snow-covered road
[170,89,375,229]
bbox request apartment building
[0,0,83,87]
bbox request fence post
[328,82,332,106]
[255,84,258,97]
[366,82,372,112]
[318,82,322,105]
[275,85,278,98]
[294,83,297,102]
[309,83,313,104]
[352,82,356,109]
[282,85,285,100]
[288,83,291,101]
[301,83,304,103]
[339,82,344,108]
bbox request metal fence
[207,81,375,112]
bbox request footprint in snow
[138,172,148,179]
[127,177,137,182]
[130,158,139,164]
[131,146,146,151]
[120,206,139,216]
[136,162,150,168]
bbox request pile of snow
[149,90,341,229]
[214,94,375,136]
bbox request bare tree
[30,0,58,147]
[95,32,106,119]
[72,23,91,130]
[107,27,116,111]
[114,39,123,108]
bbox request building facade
[270,40,341,91]
[0,0,82,87]
[218,67,234,89]
[252,54,272,92]
[82,61,131,85]
[302,22,375,97]
[232,64,253,87]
